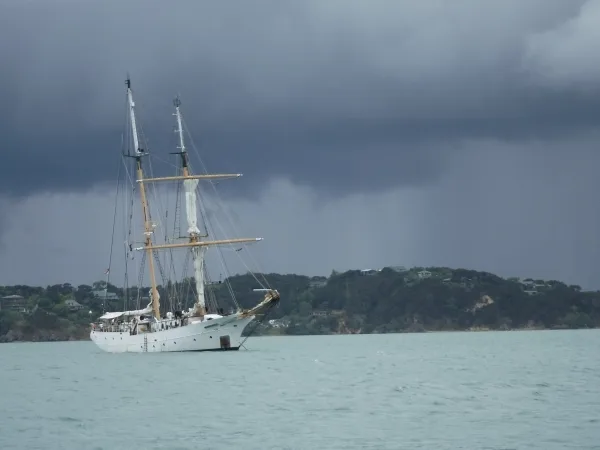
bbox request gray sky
[1,0,600,288]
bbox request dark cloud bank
[1,0,600,288]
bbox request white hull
[90,314,255,353]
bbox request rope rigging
[238,301,279,349]
[136,251,147,310]
[181,114,271,292]
[99,84,279,333]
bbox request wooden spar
[137,237,263,251]
[136,163,160,319]
[138,174,242,183]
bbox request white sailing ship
[90,78,280,353]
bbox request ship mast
[173,96,207,317]
[126,78,161,320]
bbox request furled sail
[183,177,206,310]
[184,179,201,235]
[192,247,207,309]
[98,300,153,320]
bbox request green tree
[298,301,312,317]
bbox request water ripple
[0,331,599,449]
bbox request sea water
[1,330,599,449]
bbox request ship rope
[122,154,136,310]
[238,303,278,349]
[152,251,166,307]
[203,269,219,313]
[168,117,244,310]
[169,159,185,309]
[136,106,182,316]
[150,151,186,310]
[174,178,182,238]
[105,149,123,312]
[115,94,134,311]
[180,251,192,310]
[108,92,277,321]
[123,153,143,311]
[136,252,146,309]
[182,114,272,292]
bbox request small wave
[57,416,83,423]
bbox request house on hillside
[417,270,432,279]
[518,278,535,288]
[309,278,327,289]
[0,295,28,313]
[92,290,119,301]
[65,299,84,312]
[517,278,548,296]
[360,269,379,276]
[268,319,290,328]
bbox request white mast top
[126,79,141,155]
[174,96,186,154]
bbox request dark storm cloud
[0,0,598,198]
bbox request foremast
[126,78,161,320]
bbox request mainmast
[126,78,161,320]
[173,96,207,317]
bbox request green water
[1,331,599,449]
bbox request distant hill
[1,266,599,342]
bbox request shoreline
[2,325,598,344]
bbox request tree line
[1,266,599,341]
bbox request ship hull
[90,315,255,353]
